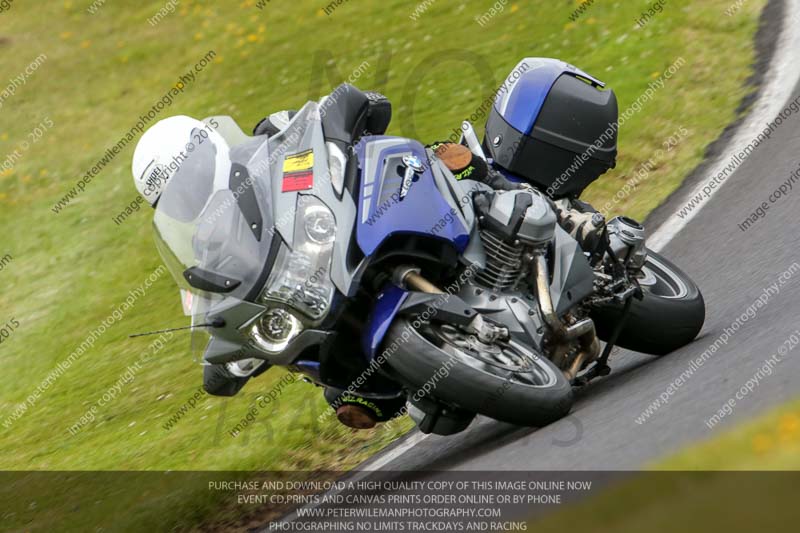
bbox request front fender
[362,284,479,360]
[362,284,409,360]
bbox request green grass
[0,0,768,529]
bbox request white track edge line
[648,0,800,252]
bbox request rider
[131,115,269,399]
[131,105,405,430]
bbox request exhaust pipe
[534,254,592,340]
[563,332,601,381]
[533,253,601,378]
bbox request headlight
[304,203,336,244]
[249,308,304,353]
[260,195,337,321]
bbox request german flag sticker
[282,150,314,192]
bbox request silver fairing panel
[262,103,362,298]
[550,225,594,315]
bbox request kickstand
[576,296,635,385]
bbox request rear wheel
[383,319,573,427]
[591,249,705,356]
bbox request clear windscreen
[151,106,324,362]
[152,121,274,320]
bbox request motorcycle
[151,62,704,435]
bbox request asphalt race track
[351,0,800,473]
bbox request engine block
[475,229,524,291]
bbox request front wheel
[383,319,573,427]
[591,249,705,356]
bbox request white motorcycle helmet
[132,115,230,207]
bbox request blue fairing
[356,136,470,360]
[496,58,605,135]
[362,284,409,360]
[355,136,470,256]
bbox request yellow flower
[194,32,204,41]
[80,40,92,49]
[0,133,8,141]
[60,32,73,40]
[510,4,519,13]
[247,34,258,43]
[778,414,799,437]
[564,22,576,31]
[21,175,31,183]
[752,434,773,454]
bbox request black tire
[383,319,573,427]
[590,249,705,356]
